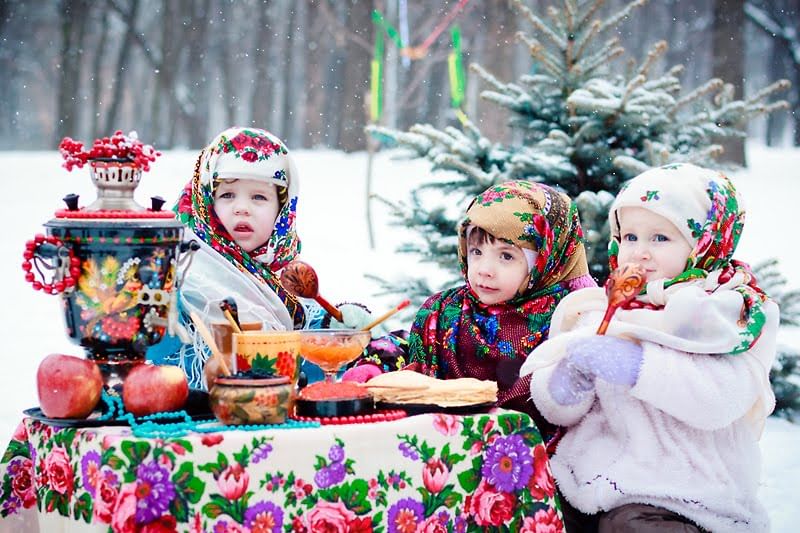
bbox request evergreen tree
[370,0,788,287]
[368,0,797,420]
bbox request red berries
[59,130,161,172]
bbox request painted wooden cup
[233,331,301,383]
[209,376,293,425]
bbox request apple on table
[122,363,189,417]
[37,353,103,419]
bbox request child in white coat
[522,163,778,532]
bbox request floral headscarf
[608,163,767,353]
[175,127,304,327]
[407,181,590,421]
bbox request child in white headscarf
[522,163,777,533]
[149,127,368,388]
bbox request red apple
[122,364,189,416]
[37,354,103,418]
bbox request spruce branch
[513,0,567,50]
[669,79,724,116]
[575,19,602,60]
[598,0,648,33]
[636,40,668,79]
[575,0,606,29]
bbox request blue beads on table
[97,388,319,438]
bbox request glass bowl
[298,329,371,378]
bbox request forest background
[0,0,798,154]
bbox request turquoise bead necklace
[98,390,319,439]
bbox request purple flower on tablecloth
[27,442,35,466]
[251,442,273,464]
[454,514,468,533]
[314,466,333,489]
[134,460,176,524]
[480,434,533,493]
[387,498,424,533]
[244,500,284,532]
[81,451,102,496]
[2,494,20,515]
[329,461,346,484]
[328,444,344,463]
[398,442,419,460]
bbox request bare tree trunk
[268,0,290,136]
[104,0,140,135]
[473,0,516,143]
[712,0,747,165]
[287,0,308,147]
[218,8,237,128]
[90,9,108,139]
[55,0,90,145]
[184,0,211,148]
[338,0,373,151]
[304,0,329,147]
[251,2,271,128]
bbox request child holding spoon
[522,164,778,533]
[147,127,371,389]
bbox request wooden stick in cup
[189,310,231,376]
[219,300,242,334]
[362,299,411,332]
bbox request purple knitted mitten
[548,358,596,406]
[567,335,643,387]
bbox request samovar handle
[22,234,80,295]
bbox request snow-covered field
[1,145,798,530]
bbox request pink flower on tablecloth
[417,514,449,533]
[10,458,35,508]
[158,452,173,470]
[218,462,249,500]
[212,520,250,533]
[190,512,203,533]
[201,433,224,446]
[12,421,27,442]
[431,414,459,436]
[422,458,449,494]
[520,508,564,532]
[44,445,73,496]
[111,483,138,533]
[528,445,555,500]
[93,470,119,524]
[468,479,515,527]
[303,499,356,532]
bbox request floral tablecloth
[0,410,563,532]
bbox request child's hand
[330,303,373,330]
[548,357,596,406]
[566,335,643,387]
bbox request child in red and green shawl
[347,181,594,436]
[409,181,593,432]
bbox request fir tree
[369,0,788,286]
[368,0,797,419]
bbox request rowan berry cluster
[59,130,161,171]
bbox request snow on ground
[0,144,798,530]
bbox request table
[0,409,564,532]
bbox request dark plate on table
[295,397,374,418]
[375,401,496,416]
[24,389,215,428]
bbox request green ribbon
[448,26,466,108]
